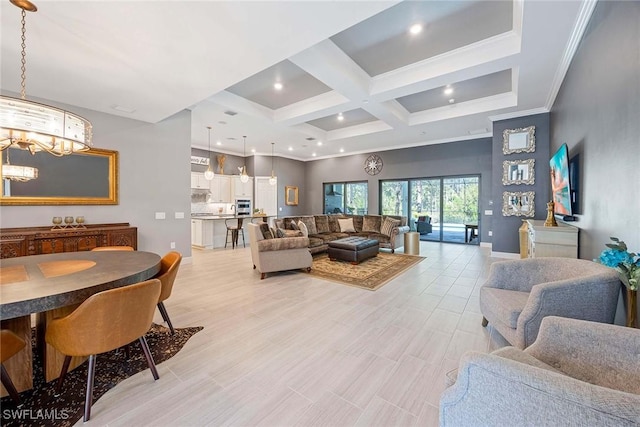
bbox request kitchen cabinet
[190,172,210,189]
[232,176,254,199]
[526,219,578,258]
[210,175,232,203]
[191,219,214,248]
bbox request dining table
[0,250,161,395]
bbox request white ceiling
[0,1,595,161]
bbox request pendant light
[204,126,214,180]
[0,0,92,156]
[269,142,277,186]
[240,135,249,183]
[2,148,38,181]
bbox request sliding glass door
[380,175,480,244]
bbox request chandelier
[240,136,250,183]
[0,0,92,157]
[269,142,277,186]
[204,126,214,180]
[2,149,38,182]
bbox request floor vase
[627,288,638,328]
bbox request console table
[0,223,137,259]
[526,219,578,258]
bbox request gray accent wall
[550,0,639,260]
[305,138,493,242]
[491,114,550,254]
[0,95,193,257]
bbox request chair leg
[1,365,22,407]
[55,355,72,396]
[482,317,488,327]
[139,336,160,381]
[157,301,175,335]
[240,229,245,248]
[83,354,96,422]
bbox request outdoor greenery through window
[323,182,368,215]
[381,176,480,244]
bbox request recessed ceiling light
[449,98,455,104]
[317,141,322,146]
[312,153,316,157]
[444,86,454,95]
[251,148,256,153]
[409,24,422,35]
[216,141,222,146]
[288,146,293,151]
[274,82,283,90]
[337,113,344,121]
[339,148,344,153]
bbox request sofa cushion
[276,228,303,238]
[297,220,309,237]
[300,216,317,235]
[362,215,381,233]
[328,215,343,233]
[289,220,300,231]
[338,217,356,232]
[481,288,530,328]
[310,232,348,242]
[308,236,325,248]
[351,215,364,232]
[258,236,309,252]
[314,215,330,233]
[259,223,274,239]
[274,219,285,230]
[380,217,401,237]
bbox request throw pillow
[298,220,309,238]
[362,215,381,233]
[276,228,303,238]
[380,217,401,237]
[259,223,273,239]
[274,219,284,230]
[290,220,300,231]
[337,217,356,233]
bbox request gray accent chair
[247,223,312,279]
[480,257,620,349]
[440,316,640,426]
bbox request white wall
[0,96,192,257]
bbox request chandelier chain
[19,8,27,100]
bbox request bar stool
[45,279,161,422]
[1,330,26,406]
[224,218,245,249]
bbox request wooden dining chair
[154,251,182,335]
[45,279,161,422]
[1,330,26,406]
[91,246,134,251]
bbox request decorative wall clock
[364,154,383,175]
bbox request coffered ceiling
[0,1,595,161]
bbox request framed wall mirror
[502,191,535,217]
[285,186,298,206]
[502,159,535,185]
[503,126,535,154]
[1,148,119,205]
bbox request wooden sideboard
[0,223,137,259]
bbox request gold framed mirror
[1,148,119,205]
[285,186,298,206]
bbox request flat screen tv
[549,143,572,216]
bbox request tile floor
[83,241,510,426]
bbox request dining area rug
[309,251,424,291]
[0,323,203,427]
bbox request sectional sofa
[276,214,409,254]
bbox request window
[323,182,368,214]
[380,180,408,216]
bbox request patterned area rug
[0,323,203,427]
[309,251,424,291]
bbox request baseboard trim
[490,251,520,259]
[480,242,492,249]
[183,256,193,264]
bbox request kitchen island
[191,215,274,249]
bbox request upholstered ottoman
[327,237,379,264]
